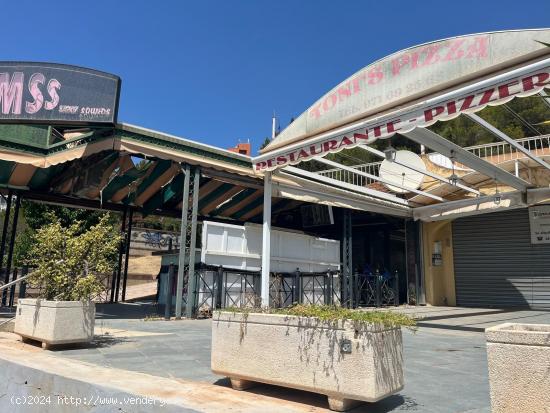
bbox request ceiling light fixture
[494,178,501,205]
[449,150,459,186]
[384,141,397,162]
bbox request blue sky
[3,1,550,154]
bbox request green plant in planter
[26,213,122,301]
[225,304,417,330]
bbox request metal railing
[0,267,31,308]
[193,268,342,312]
[159,264,401,317]
[317,161,382,186]
[355,271,399,308]
[159,265,344,317]
[463,134,550,164]
[340,271,399,308]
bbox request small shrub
[26,214,122,301]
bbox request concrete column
[261,172,272,307]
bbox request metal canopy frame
[402,128,532,192]
[540,90,550,111]
[266,112,543,223]
[265,100,550,223]
[315,156,446,202]
[466,113,550,172]
[282,166,410,207]
[356,145,480,195]
[272,113,550,223]
[250,78,550,259]
[412,190,528,221]
[252,50,550,226]
[0,124,283,314]
[1,57,549,315]
[235,37,550,311]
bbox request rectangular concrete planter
[14,299,95,348]
[211,311,404,411]
[486,323,550,413]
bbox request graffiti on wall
[131,229,180,251]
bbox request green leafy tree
[137,214,180,232]
[429,96,550,147]
[22,201,114,233]
[13,228,34,267]
[260,137,271,150]
[13,201,119,266]
[26,214,122,301]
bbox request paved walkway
[10,304,550,412]
[368,305,550,332]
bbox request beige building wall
[421,221,457,306]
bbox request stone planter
[486,323,550,413]
[211,311,404,411]
[14,299,95,348]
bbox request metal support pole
[110,267,117,303]
[8,268,18,307]
[111,208,127,303]
[404,219,409,306]
[375,269,381,307]
[254,272,262,304]
[351,271,361,308]
[224,272,230,308]
[185,167,200,318]
[216,266,223,309]
[384,228,391,273]
[417,221,426,305]
[394,270,400,306]
[0,191,13,297]
[121,209,133,302]
[261,172,272,307]
[175,165,190,319]
[341,209,352,308]
[294,268,301,304]
[165,263,175,320]
[18,266,27,299]
[325,271,332,305]
[2,194,20,306]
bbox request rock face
[486,323,550,413]
[14,299,95,347]
[211,311,404,411]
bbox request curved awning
[254,29,550,172]
[246,29,550,222]
[254,58,550,172]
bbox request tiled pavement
[45,303,550,413]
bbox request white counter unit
[201,221,340,273]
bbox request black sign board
[0,62,120,125]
